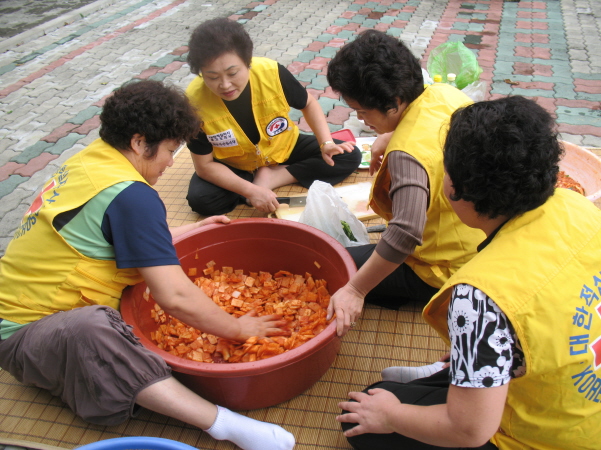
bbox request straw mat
[0,147,457,449]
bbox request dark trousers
[187,134,361,216]
[342,369,498,450]
[347,244,439,309]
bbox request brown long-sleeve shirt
[375,151,429,264]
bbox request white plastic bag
[461,80,487,102]
[421,68,433,85]
[298,181,369,247]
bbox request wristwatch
[320,140,334,149]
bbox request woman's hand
[141,265,292,343]
[439,352,451,369]
[234,310,290,342]
[247,185,280,213]
[369,133,392,175]
[198,215,231,226]
[170,215,231,238]
[327,282,365,337]
[337,389,402,437]
[321,141,357,166]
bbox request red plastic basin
[120,218,356,410]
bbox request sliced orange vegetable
[149,264,332,363]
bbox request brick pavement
[0,0,600,256]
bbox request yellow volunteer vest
[0,139,147,324]
[186,57,299,171]
[370,84,483,288]
[424,189,601,450]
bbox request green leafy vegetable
[341,220,357,242]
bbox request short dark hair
[327,30,424,113]
[187,17,253,75]
[444,96,563,219]
[99,80,199,158]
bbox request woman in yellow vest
[326,30,483,336]
[0,80,294,450]
[337,97,601,449]
[185,17,361,216]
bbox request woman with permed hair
[0,80,295,450]
[184,17,361,216]
[325,30,483,337]
[337,96,601,450]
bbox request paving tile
[317,96,343,112]
[48,133,85,155]
[41,123,79,143]
[0,0,599,255]
[295,51,317,63]
[13,152,59,178]
[0,174,29,200]
[306,57,330,72]
[306,74,330,90]
[67,106,102,125]
[326,105,353,125]
[72,115,101,135]
[321,86,342,100]
[287,61,309,75]
[0,162,24,182]
[159,61,186,74]
[559,123,601,137]
[556,106,601,126]
[296,68,320,83]
[9,140,54,164]
[575,84,601,95]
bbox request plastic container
[120,218,356,410]
[447,73,457,88]
[331,128,356,143]
[559,141,601,202]
[432,74,442,83]
[77,437,197,450]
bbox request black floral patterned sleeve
[448,284,525,388]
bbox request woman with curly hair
[326,30,483,336]
[0,80,294,450]
[184,17,361,215]
[337,96,601,450]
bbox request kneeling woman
[0,80,294,450]
[337,96,601,450]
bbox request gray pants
[0,305,171,426]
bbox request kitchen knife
[276,196,307,207]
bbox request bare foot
[253,165,297,190]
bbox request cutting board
[273,182,378,222]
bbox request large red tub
[121,218,356,410]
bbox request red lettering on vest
[25,179,56,217]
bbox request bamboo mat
[0,145,450,449]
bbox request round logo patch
[266,117,288,137]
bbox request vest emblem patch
[266,117,288,136]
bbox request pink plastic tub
[560,141,601,202]
[120,218,356,410]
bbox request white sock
[205,405,295,450]
[381,361,446,383]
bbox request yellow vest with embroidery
[424,189,601,450]
[370,84,483,288]
[186,57,299,171]
[0,139,147,324]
